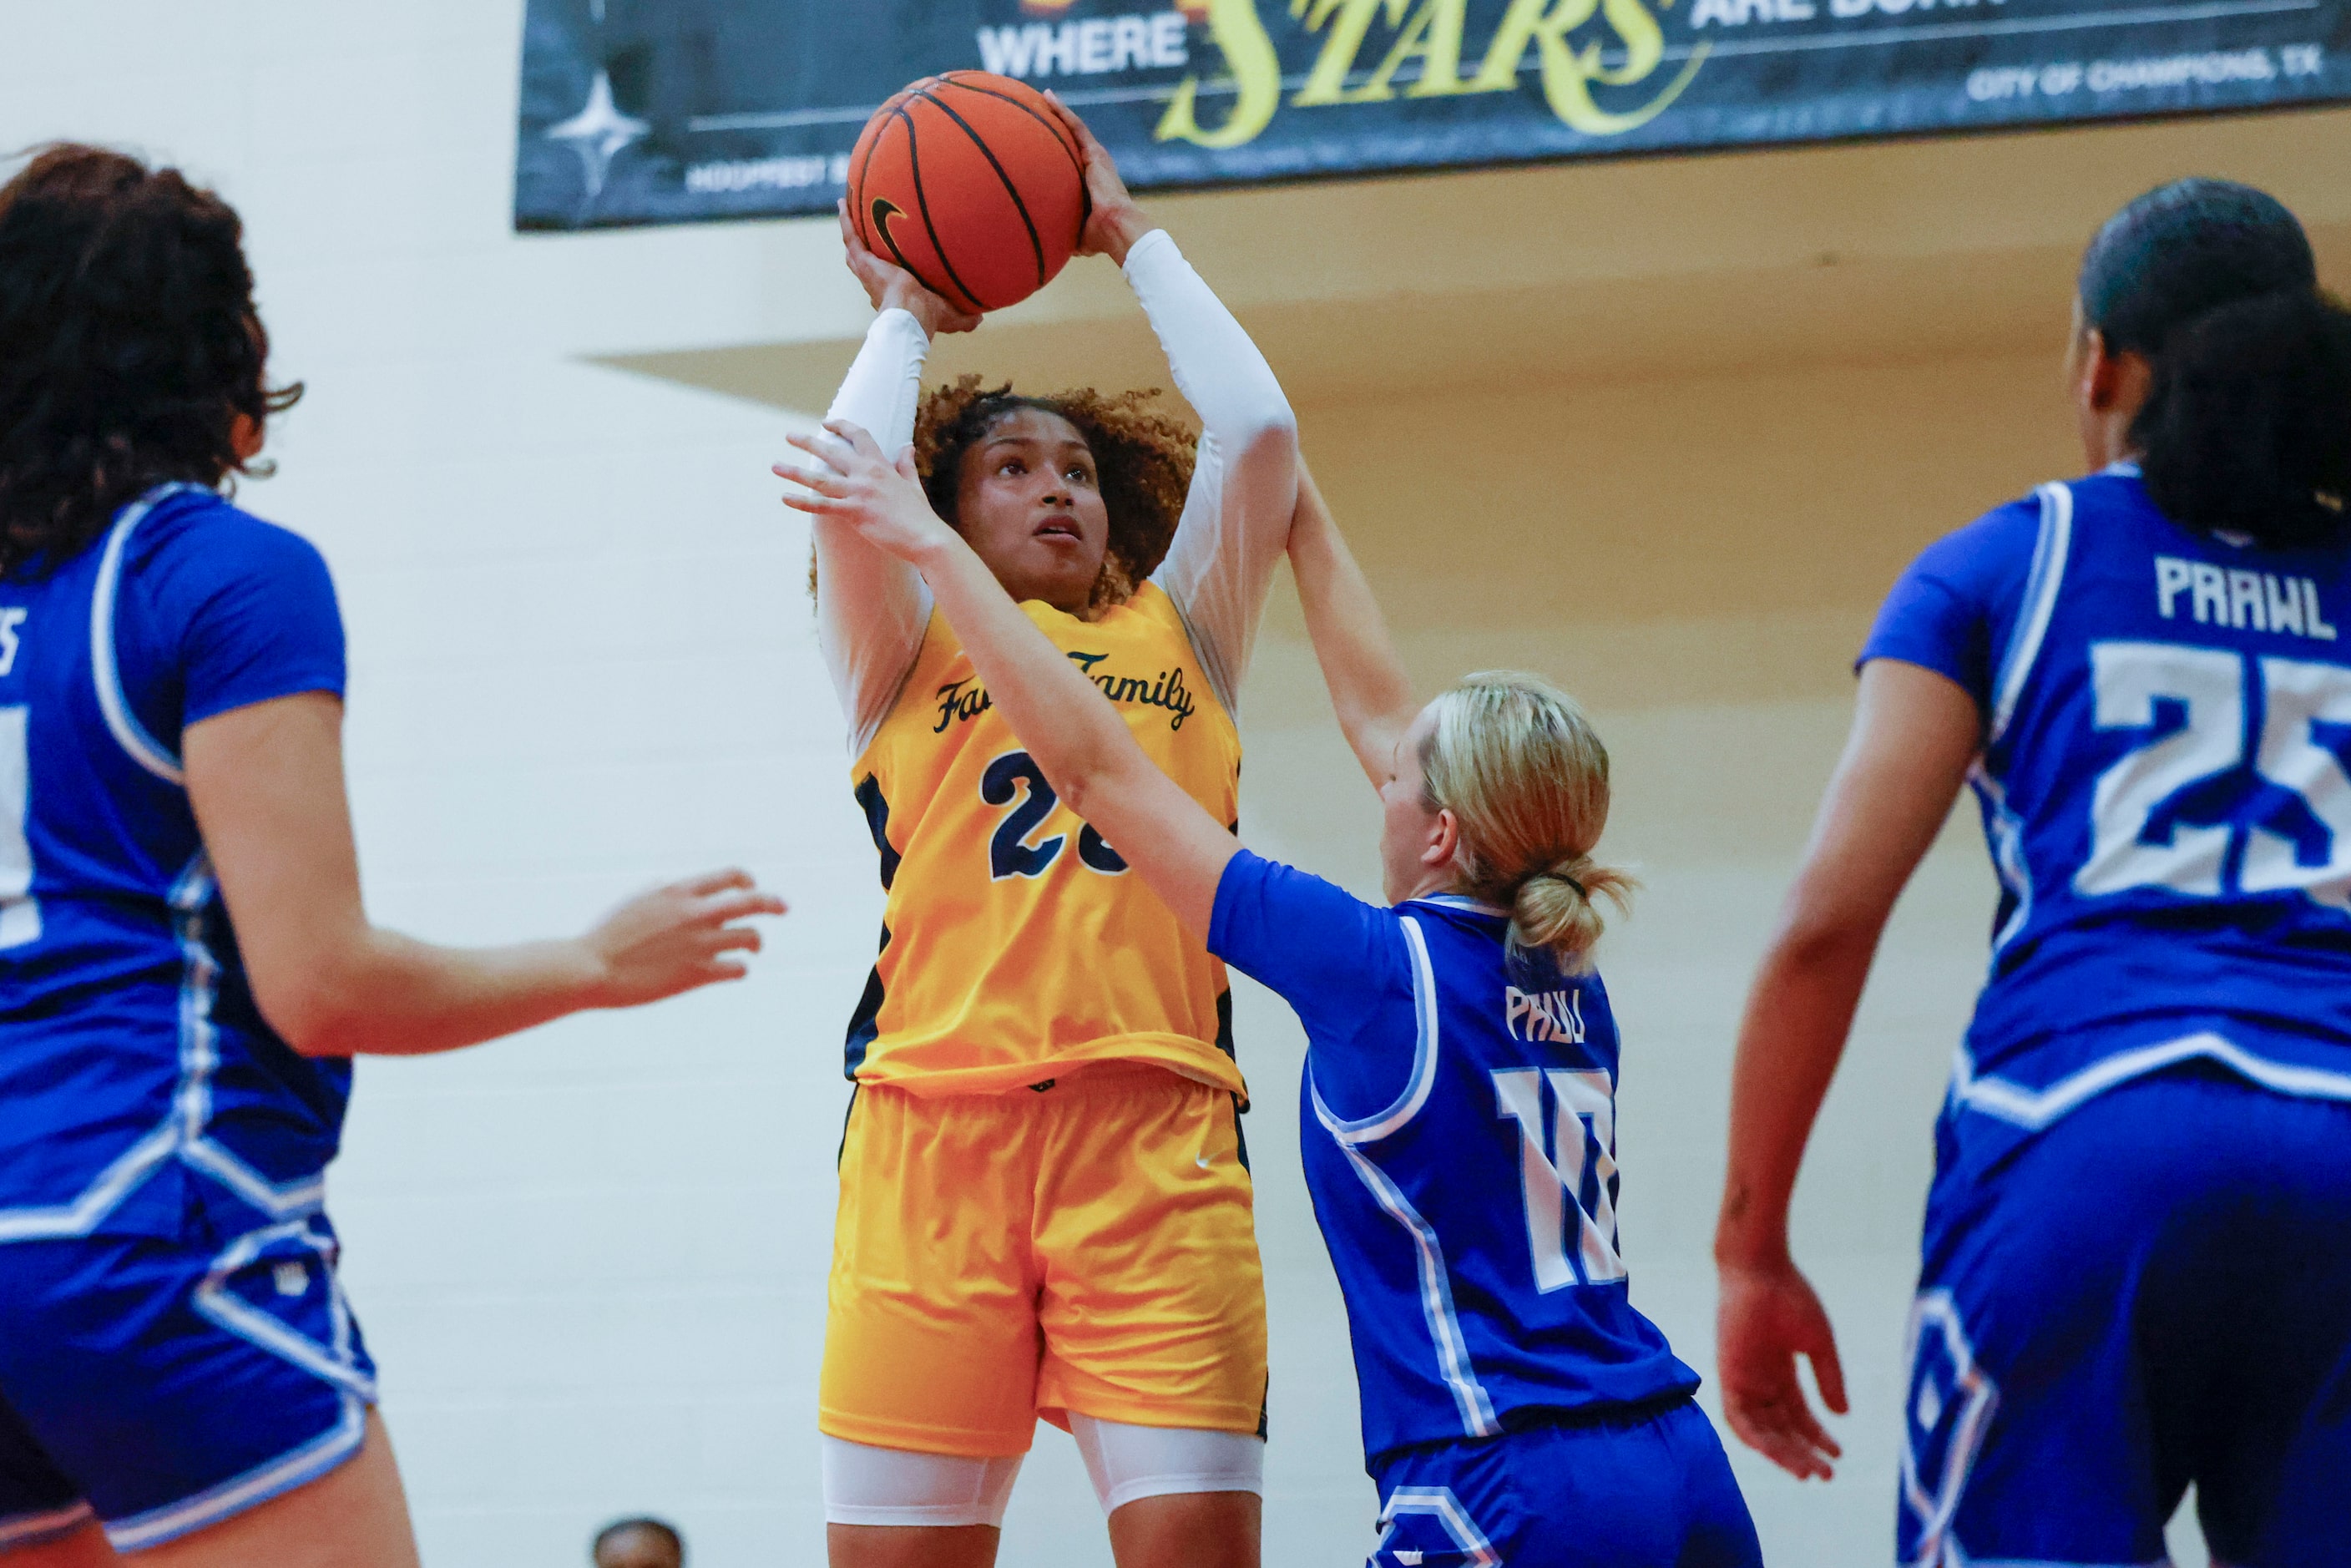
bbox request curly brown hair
[0,144,299,579]
[808,375,1196,609]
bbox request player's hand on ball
[583,869,786,1006]
[837,199,980,336]
[777,420,953,564]
[1042,91,1151,266]
[1716,1257,1848,1481]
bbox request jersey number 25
[2078,642,2351,910]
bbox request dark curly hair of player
[913,375,1196,609]
[0,144,300,579]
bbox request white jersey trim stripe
[169,854,328,1215]
[1950,1029,2351,1130]
[187,1217,377,1401]
[1309,916,1441,1144]
[1987,481,2075,748]
[0,1502,99,1550]
[0,851,326,1242]
[1968,762,2035,957]
[1323,1137,1502,1440]
[1305,915,1498,1436]
[110,1215,375,1550]
[104,1393,366,1553]
[89,483,207,786]
[1376,1487,1501,1568]
[0,1120,178,1242]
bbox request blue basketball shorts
[0,1212,377,1553]
[1903,1065,2351,1568]
[1367,1395,1762,1567]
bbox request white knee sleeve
[1067,1414,1265,1515]
[821,1436,1025,1528]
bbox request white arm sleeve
[1131,230,1299,717]
[811,308,935,756]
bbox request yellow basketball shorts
[821,1065,1269,1457]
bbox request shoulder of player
[127,491,328,580]
[1887,490,2055,607]
[1937,489,2049,558]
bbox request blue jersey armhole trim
[1986,482,2075,748]
[1308,914,1441,1144]
[1325,1142,1502,1438]
[90,483,210,786]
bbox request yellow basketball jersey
[846,582,1245,1099]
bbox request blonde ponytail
[1418,672,1635,972]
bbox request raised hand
[1716,1255,1849,1481]
[581,868,786,1007]
[1041,91,1154,266]
[776,419,957,565]
[837,198,980,336]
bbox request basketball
[847,71,1088,315]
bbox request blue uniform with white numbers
[1211,852,1758,1568]
[0,485,375,1554]
[1864,463,2351,1568]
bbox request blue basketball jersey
[1863,465,2351,1132]
[1210,850,1696,1464]
[0,484,349,1241]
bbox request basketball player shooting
[776,98,1297,1568]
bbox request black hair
[2080,178,2350,549]
[592,1516,683,1565]
[0,144,299,579]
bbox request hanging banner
[515,0,2351,230]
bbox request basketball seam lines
[892,105,985,316]
[937,74,1091,239]
[851,90,897,243]
[917,84,1045,291]
[937,74,1085,181]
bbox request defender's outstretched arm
[188,694,783,1059]
[784,421,1239,937]
[1040,94,1299,718]
[1285,465,1418,789]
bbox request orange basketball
[848,72,1089,315]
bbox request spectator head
[592,1516,684,1568]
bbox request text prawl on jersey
[2156,556,2339,640]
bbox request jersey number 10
[1494,1068,1626,1292]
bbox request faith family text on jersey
[932,651,1199,734]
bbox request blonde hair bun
[1418,672,1636,972]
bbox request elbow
[1238,399,1298,468]
[1770,905,1883,979]
[1049,761,1108,825]
[1044,742,1140,831]
[266,1003,361,1060]
[252,972,368,1059]
[1206,386,1297,475]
